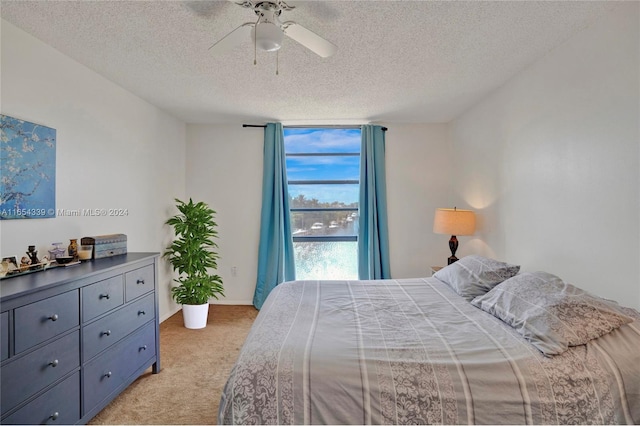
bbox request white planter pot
[182,303,209,329]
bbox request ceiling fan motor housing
[252,0,294,17]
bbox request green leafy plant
[164,198,224,305]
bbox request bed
[218,257,640,425]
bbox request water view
[294,241,358,280]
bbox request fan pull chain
[276,50,279,75]
[253,20,258,65]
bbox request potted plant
[164,198,224,329]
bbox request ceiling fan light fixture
[253,22,283,52]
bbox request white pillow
[471,271,634,356]
[433,255,520,301]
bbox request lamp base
[447,235,459,265]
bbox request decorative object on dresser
[1,256,19,278]
[26,245,40,265]
[54,255,76,265]
[0,253,160,425]
[68,238,78,259]
[164,198,224,329]
[48,242,65,260]
[433,207,476,265]
[77,245,93,261]
[81,234,127,259]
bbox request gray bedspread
[218,278,640,424]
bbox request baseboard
[210,299,253,306]
[159,306,182,323]
[160,301,252,323]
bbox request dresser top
[0,252,159,303]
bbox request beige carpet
[89,305,258,425]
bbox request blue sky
[284,128,360,154]
[284,128,360,204]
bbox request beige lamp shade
[433,208,476,236]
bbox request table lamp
[433,207,476,265]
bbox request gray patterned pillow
[471,271,634,356]
[433,255,520,301]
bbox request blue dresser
[0,253,160,424]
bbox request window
[284,127,361,280]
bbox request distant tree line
[289,194,357,234]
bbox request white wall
[384,123,454,276]
[186,123,452,304]
[186,124,264,305]
[1,20,186,321]
[449,3,640,309]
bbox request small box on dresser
[80,234,128,259]
[0,253,160,425]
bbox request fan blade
[209,23,254,55]
[227,0,253,8]
[281,21,337,58]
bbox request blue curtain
[358,125,391,279]
[252,123,296,309]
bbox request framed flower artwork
[0,114,56,219]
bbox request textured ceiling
[1,1,617,124]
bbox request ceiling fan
[209,0,337,59]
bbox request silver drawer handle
[136,279,145,285]
[49,412,59,421]
[138,310,146,316]
[49,359,59,368]
[101,330,112,337]
[99,294,110,300]
[48,314,59,322]
[103,371,112,379]
[140,345,147,351]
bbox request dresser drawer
[2,371,80,425]
[82,275,124,322]
[14,290,79,354]
[125,265,154,302]
[1,331,80,415]
[1,311,8,361]
[83,321,156,414]
[83,293,154,361]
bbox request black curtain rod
[242,124,388,131]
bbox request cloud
[284,128,360,153]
